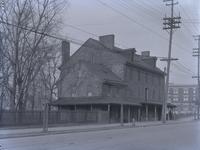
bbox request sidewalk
[0,117,196,139]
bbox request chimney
[99,34,114,49]
[141,51,157,68]
[141,51,150,57]
[61,40,70,64]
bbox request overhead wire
[120,0,161,20]
[63,23,127,48]
[134,0,196,47]
[179,4,199,33]
[96,0,191,55]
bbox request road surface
[0,121,199,150]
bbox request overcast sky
[59,0,200,85]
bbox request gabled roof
[127,54,164,75]
[81,39,164,75]
[61,37,164,78]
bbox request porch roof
[50,97,141,106]
[141,101,177,107]
[141,101,162,105]
[167,103,177,108]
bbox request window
[138,87,140,98]
[145,73,148,83]
[152,75,154,85]
[168,88,173,94]
[145,88,148,101]
[184,89,188,94]
[183,96,188,101]
[91,54,94,63]
[193,90,196,94]
[193,97,196,102]
[152,89,155,99]
[158,77,161,86]
[126,67,133,80]
[87,92,92,97]
[72,93,76,97]
[137,70,141,81]
[129,69,133,80]
[158,89,161,100]
[103,85,111,97]
[173,98,178,101]
[174,89,178,94]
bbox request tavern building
[52,34,175,123]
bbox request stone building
[168,84,198,114]
[52,34,173,123]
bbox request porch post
[172,107,175,120]
[138,107,141,121]
[43,103,49,132]
[166,107,169,120]
[120,104,124,126]
[90,104,93,112]
[74,105,77,112]
[145,104,148,121]
[108,104,110,123]
[128,105,131,123]
[154,105,157,121]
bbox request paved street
[0,121,199,150]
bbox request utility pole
[0,32,4,112]
[162,0,181,123]
[192,35,200,120]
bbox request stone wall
[58,62,102,97]
[124,65,165,102]
[58,38,164,103]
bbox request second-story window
[158,77,161,86]
[145,73,148,83]
[129,68,132,80]
[145,88,148,101]
[152,74,154,85]
[138,70,141,81]
[152,89,155,99]
[138,87,140,98]
[184,89,188,94]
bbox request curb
[0,120,198,139]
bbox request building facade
[168,84,198,114]
[52,34,174,123]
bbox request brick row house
[52,34,175,123]
[168,84,198,114]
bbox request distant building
[168,84,197,114]
[52,34,175,123]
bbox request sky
[59,0,200,85]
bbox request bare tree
[40,50,61,105]
[27,45,61,111]
[0,0,66,111]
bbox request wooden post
[108,104,110,123]
[172,107,175,120]
[138,107,141,121]
[128,105,131,123]
[166,107,169,120]
[74,105,77,112]
[154,106,157,121]
[145,105,148,121]
[90,104,93,112]
[120,104,124,126]
[43,103,49,132]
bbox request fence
[0,110,109,127]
